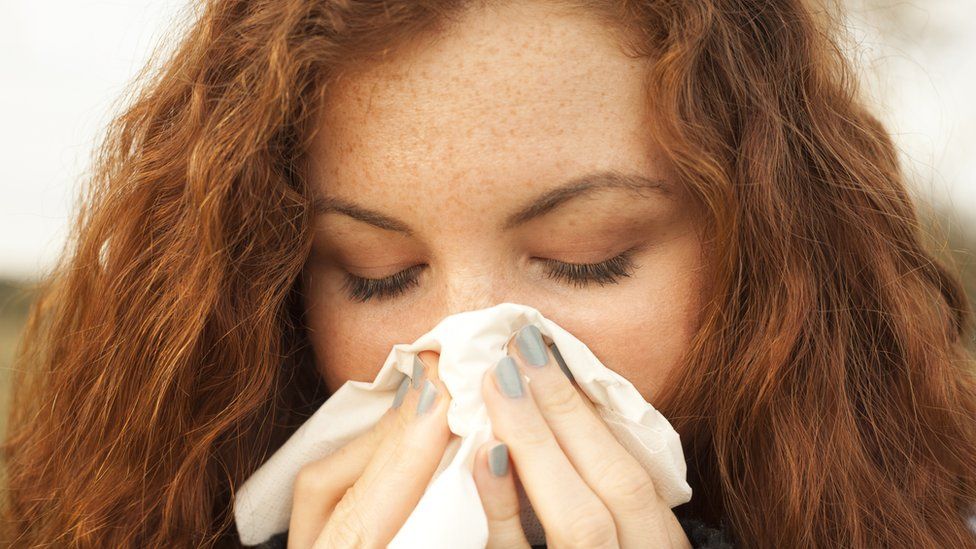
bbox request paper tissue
[234,302,692,547]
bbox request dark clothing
[246,515,735,548]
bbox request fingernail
[515,324,548,367]
[416,379,438,415]
[488,443,509,477]
[391,375,410,409]
[412,355,426,389]
[548,342,574,382]
[495,356,524,398]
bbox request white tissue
[234,302,692,547]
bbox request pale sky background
[1,0,974,281]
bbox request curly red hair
[3,0,975,547]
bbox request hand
[472,325,692,549]
[287,351,454,549]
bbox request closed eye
[339,246,640,303]
[536,246,638,288]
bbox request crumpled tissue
[234,302,692,547]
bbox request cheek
[539,240,705,404]
[304,299,421,394]
[301,270,412,394]
[607,290,700,404]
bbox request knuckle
[487,498,523,526]
[293,462,329,498]
[515,420,553,450]
[323,490,371,548]
[539,382,583,417]
[322,514,367,549]
[559,505,617,548]
[595,454,658,511]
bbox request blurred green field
[0,278,36,442]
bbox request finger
[472,439,531,549]
[482,354,618,548]
[288,372,408,548]
[327,350,444,492]
[315,352,453,548]
[509,324,670,547]
[327,351,445,509]
[519,332,592,411]
[549,341,599,415]
[353,350,446,491]
[289,352,442,548]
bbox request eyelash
[539,247,639,288]
[340,247,639,303]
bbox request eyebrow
[312,170,672,236]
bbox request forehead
[308,2,657,202]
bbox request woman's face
[301,2,707,405]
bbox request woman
[2,0,974,547]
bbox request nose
[442,268,501,315]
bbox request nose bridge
[442,265,504,315]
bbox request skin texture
[296,4,706,538]
[301,1,708,407]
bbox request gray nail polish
[412,355,426,389]
[391,375,410,409]
[488,443,509,477]
[549,342,574,382]
[515,324,549,367]
[416,380,438,414]
[495,356,524,398]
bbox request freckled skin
[301,1,708,406]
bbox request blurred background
[2,0,975,424]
